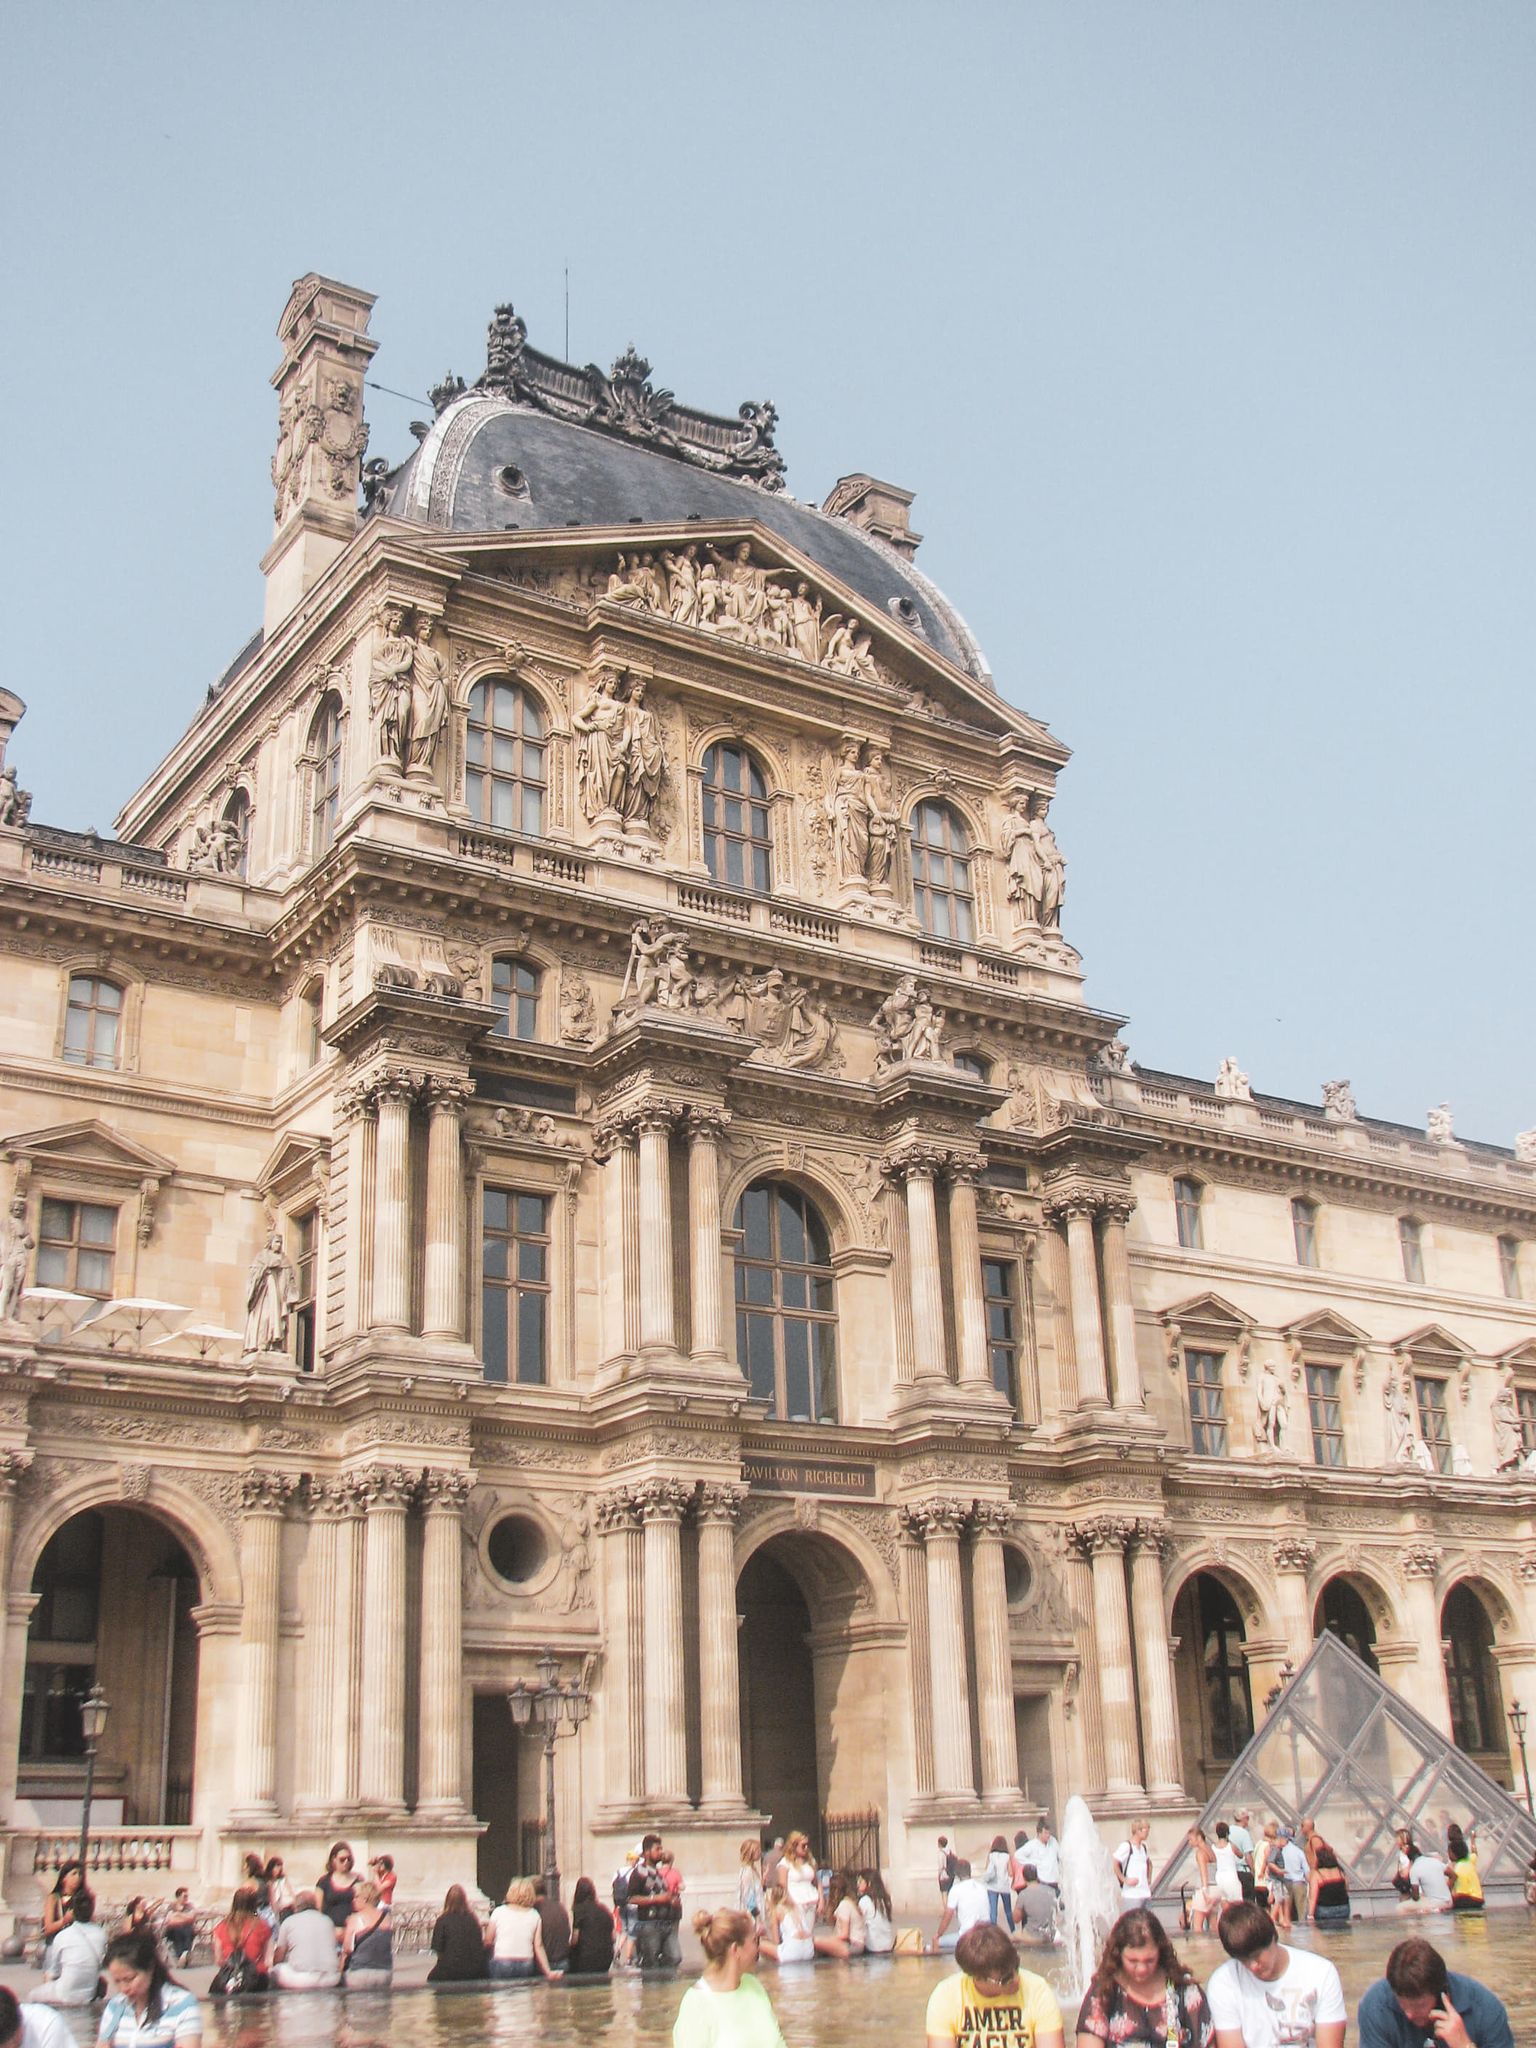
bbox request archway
[1441,1583,1509,1780]
[1172,1572,1255,1801]
[21,1508,200,1827]
[1314,1577,1380,1673]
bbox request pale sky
[3,2,1532,1143]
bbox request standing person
[209,1886,272,1993]
[1278,1831,1310,1925]
[737,1841,765,1925]
[315,1843,360,1928]
[269,1891,340,1990]
[160,1893,198,1968]
[1212,1827,1245,1907]
[1029,1819,1061,1892]
[1307,1848,1351,1927]
[937,1834,958,1906]
[984,1836,1016,1930]
[1357,1938,1514,2048]
[486,1877,560,1982]
[935,1859,990,1951]
[673,1909,787,2048]
[1114,1823,1153,1909]
[1208,1902,1346,2048]
[1445,1827,1483,1913]
[926,1923,1064,2048]
[628,1833,682,1969]
[1074,1907,1215,2048]
[97,1932,202,2048]
[42,1864,85,1946]
[855,1871,894,1954]
[779,1834,819,1953]
[1187,1830,1223,1934]
[428,1885,486,1983]
[1227,1814,1256,1901]
[532,1875,571,1971]
[367,1854,396,1908]
[340,1880,392,1989]
[567,1877,615,1978]
[33,1891,107,2006]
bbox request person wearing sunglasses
[926,1923,1064,2048]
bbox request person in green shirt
[673,1908,788,2048]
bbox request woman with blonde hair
[737,1840,764,1924]
[762,1882,812,1966]
[673,1908,787,2048]
[486,1876,561,1982]
[341,1878,392,1988]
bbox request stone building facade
[0,275,1532,1916]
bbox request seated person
[926,1923,1064,2048]
[1358,1937,1513,2048]
[934,1860,990,1952]
[32,1890,106,2006]
[1016,1865,1058,1944]
[159,1891,198,1967]
[270,1890,341,1990]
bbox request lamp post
[76,1684,110,1873]
[508,1652,590,1896]
[1509,1699,1534,1815]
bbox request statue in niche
[1426,1103,1455,1145]
[558,970,598,1046]
[368,604,416,774]
[1491,1370,1523,1472]
[618,918,697,1016]
[1001,792,1066,927]
[1384,1373,1417,1465]
[873,975,946,1070]
[1214,1057,1252,1102]
[404,617,451,777]
[1255,1359,1289,1450]
[1321,1079,1357,1123]
[244,1233,296,1354]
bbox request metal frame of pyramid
[1151,1628,1536,1906]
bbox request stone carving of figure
[662,545,700,626]
[695,557,723,628]
[825,738,872,886]
[708,541,779,643]
[1516,1129,1536,1164]
[1321,1079,1358,1123]
[614,676,665,828]
[861,745,898,890]
[1426,1103,1454,1145]
[185,819,222,874]
[1384,1373,1417,1465]
[369,604,415,773]
[0,767,32,827]
[244,1233,295,1354]
[1214,1057,1252,1102]
[906,989,946,1062]
[788,581,823,664]
[1491,1370,1523,1472]
[1450,1442,1474,1477]
[573,671,629,820]
[558,970,598,1046]
[1410,1436,1437,1474]
[560,1505,594,1612]
[605,552,652,608]
[0,1220,32,1321]
[872,976,945,1069]
[1255,1359,1289,1449]
[619,919,696,1015]
[1001,792,1066,927]
[405,617,451,777]
[822,615,879,681]
[722,968,839,1071]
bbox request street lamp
[76,1684,110,1872]
[1264,1660,1296,1714]
[1509,1699,1534,1816]
[508,1652,590,1895]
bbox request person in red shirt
[368,1855,397,1907]
[212,1885,273,1989]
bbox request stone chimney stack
[820,473,923,558]
[261,274,379,633]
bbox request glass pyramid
[1152,1628,1536,1902]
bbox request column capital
[697,1482,746,1525]
[0,1448,34,1493]
[307,1475,363,1519]
[910,1494,969,1537]
[685,1104,732,1143]
[946,1156,987,1190]
[591,1110,640,1162]
[633,1102,683,1136]
[1070,1515,1135,1558]
[969,1500,1015,1541]
[634,1476,693,1524]
[594,1485,642,1532]
[335,1077,377,1124]
[1272,1537,1317,1576]
[1402,1539,1442,1581]
[419,1468,472,1514]
[240,1470,300,1516]
[356,1463,418,1511]
[423,1073,474,1114]
[373,1064,425,1105]
[1042,1190,1105,1225]
[883,1141,956,1184]
[1128,1518,1172,1561]
[1098,1196,1137,1228]
[1519,1553,1536,1585]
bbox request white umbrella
[74,1298,190,1349]
[18,1286,93,1334]
[150,1322,244,1359]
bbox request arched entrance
[1314,1577,1380,1673]
[1172,1572,1255,1800]
[21,1508,200,1826]
[1441,1582,1508,1781]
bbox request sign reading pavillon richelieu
[741,1454,877,1498]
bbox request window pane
[39,1199,72,1240]
[516,1292,547,1384]
[517,1238,546,1283]
[777,1191,806,1265]
[36,1246,67,1288]
[745,1314,776,1404]
[516,1195,547,1236]
[77,1249,113,1295]
[482,1287,508,1383]
[81,1206,115,1246]
[522,786,543,837]
[783,1319,812,1421]
[740,1188,772,1260]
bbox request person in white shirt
[1208,1901,1346,2048]
[32,1889,107,2005]
[934,1859,989,1950]
[0,1988,73,2048]
[1228,1812,1255,1872]
[1113,1822,1152,1906]
[1406,1851,1452,1910]
[1029,1820,1061,1889]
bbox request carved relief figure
[1491,1370,1523,1472]
[368,604,416,774]
[558,969,598,1046]
[717,968,840,1071]
[559,1505,594,1612]
[244,1234,296,1354]
[1384,1373,1417,1465]
[1255,1359,1289,1450]
[617,919,696,1016]
[661,545,700,626]
[0,1220,32,1321]
[872,976,946,1069]
[861,746,898,889]
[1001,792,1066,927]
[405,617,451,777]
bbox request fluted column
[297,1480,348,1815]
[596,1490,644,1803]
[949,1165,992,1387]
[0,1450,34,1793]
[1079,1519,1143,1793]
[422,1077,471,1342]
[338,1081,376,1337]
[357,1466,414,1811]
[371,1069,418,1332]
[233,1471,297,1817]
[697,1484,746,1810]
[900,1156,950,1380]
[1128,1522,1183,1796]
[1099,1201,1145,1409]
[1063,1539,1105,1795]
[417,1470,471,1814]
[920,1499,975,1798]
[1060,1202,1110,1405]
[1401,1541,1453,1736]
[970,1504,1022,1798]
[638,1479,690,1803]
[637,1110,677,1352]
[687,1109,729,1359]
[1272,1538,1318,1669]
[596,1116,641,1358]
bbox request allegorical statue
[618,918,697,1016]
[244,1233,296,1354]
[872,975,946,1070]
[405,617,451,776]
[1384,1372,1417,1465]
[0,1214,32,1322]
[1254,1359,1289,1449]
[615,677,665,827]
[1491,1369,1522,1472]
[1001,792,1066,927]
[573,670,628,819]
[369,603,415,773]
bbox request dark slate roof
[383,397,991,686]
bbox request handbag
[890,1927,926,1955]
[209,1951,261,1996]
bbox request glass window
[467,678,546,836]
[909,801,973,943]
[1198,1574,1254,1761]
[982,1257,1019,1409]
[1442,1584,1499,1755]
[733,1181,837,1423]
[491,958,540,1040]
[1399,1216,1425,1284]
[1413,1374,1451,1474]
[1305,1363,1345,1467]
[1185,1348,1227,1455]
[35,1200,116,1299]
[311,700,343,856]
[1498,1236,1522,1301]
[953,1050,991,1082]
[482,1188,550,1385]
[62,976,122,1070]
[221,790,252,879]
[1516,1387,1536,1460]
[702,743,771,894]
[291,1212,317,1374]
[300,980,324,1067]
[1292,1198,1319,1268]
[1173,1177,1204,1251]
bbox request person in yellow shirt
[925,1924,1065,2048]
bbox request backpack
[210,1951,262,1996]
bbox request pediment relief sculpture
[1002,1062,1115,1133]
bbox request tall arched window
[310,700,344,857]
[733,1181,837,1423]
[910,801,973,942]
[1442,1584,1502,1755]
[1196,1574,1253,1760]
[221,789,251,879]
[702,742,771,893]
[491,957,541,1040]
[63,975,123,1069]
[467,677,546,835]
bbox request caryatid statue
[369,604,415,773]
[1001,791,1066,927]
[574,671,666,832]
[244,1233,296,1354]
[404,616,450,777]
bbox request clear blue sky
[4,2,1532,1144]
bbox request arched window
[733,1181,837,1423]
[1442,1584,1502,1755]
[953,1049,991,1082]
[467,677,547,835]
[1197,1575,1254,1761]
[221,789,251,879]
[910,801,974,943]
[310,700,344,857]
[1313,1578,1378,1673]
[702,742,771,893]
[62,975,123,1069]
[491,957,540,1040]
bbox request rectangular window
[1516,1388,1536,1461]
[481,1189,550,1385]
[1173,1178,1204,1251]
[981,1258,1019,1410]
[291,1212,317,1374]
[1305,1363,1345,1467]
[1291,1199,1319,1269]
[1498,1237,1522,1301]
[1399,1216,1425,1284]
[1413,1375,1451,1474]
[1185,1348,1228,1455]
[35,1200,116,1299]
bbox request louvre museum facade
[0,275,1532,1917]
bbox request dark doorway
[737,1547,818,1837]
[472,1693,521,1902]
[1442,1584,1506,1773]
[1313,1578,1379,1673]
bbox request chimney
[820,473,922,558]
[260,275,379,632]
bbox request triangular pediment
[2,1119,175,1183]
[1496,1338,1536,1373]
[1162,1291,1254,1337]
[1393,1322,1474,1363]
[1283,1308,1370,1350]
[255,1131,331,1199]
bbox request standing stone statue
[0,1220,32,1322]
[861,746,898,890]
[405,617,451,777]
[1384,1373,1417,1465]
[614,677,665,828]
[573,671,629,821]
[244,1233,296,1354]
[369,604,415,773]
[1491,1370,1523,1472]
[1001,792,1066,927]
[1255,1359,1289,1450]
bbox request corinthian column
[1099,1200,1145,1409]
[1401,1542,1453,1736]
[949,1165,992,1387]
[371,1069,418,1332]
[417,1469,472,1815]
[357,1466,415,1811]
[970,1505,1022,1798]
[638,1479,690,1803]
[637,1110,677,1353]
[596,1489,644,1804]
[1060,1202,1110,1406]
[1127,1522,1182,1797]
[337,1080,377,1336]
[900,1156,949,1381]
[422,1076,471,1342]
[297,1479,348,1815]
[1272,1538,1318,1669]
[697,1484,746,1810]
[921,1499,975,1798]
[1080,1519,1143,1794]
[233,1471,297,1818]
[687,1109,729,1360]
